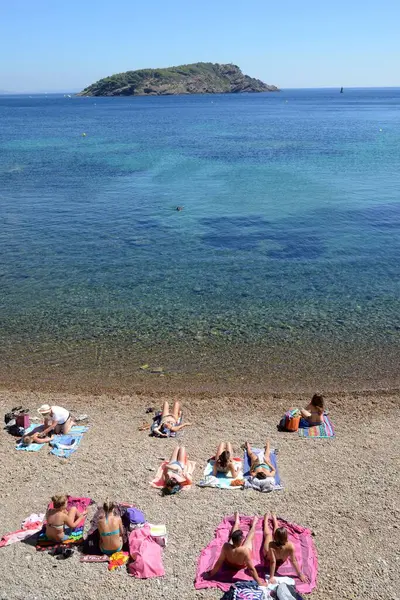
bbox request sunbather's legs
[264,439,271,461]
[226,442,233,456]
[215,442,226,460]
[172,400,181,421]
[61,418,74,434]
[243,516,258,550]
[262,513,273,557]
[161,401,170,418]
[177,446,187,464]
[245,442,258,465]
[170,446,179,462]
[231,511,241,536]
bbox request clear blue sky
[1,0,399,92]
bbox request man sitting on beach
[204,512,266,586]
[38,404,74,434]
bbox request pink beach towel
[195,515,318,594]
[128,525,165,578]
[0,514,45,548]
[150,460,196,488]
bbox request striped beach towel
[298,414,335,438]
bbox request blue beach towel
[15,424,46,452]
[50,426,89,458]
[198,458,243,490]
[243,448,283,490]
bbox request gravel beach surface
[0,389,399,600]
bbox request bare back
[268,540,294,563]
[223,543,251,568]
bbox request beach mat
[15,425,46,452]
[150,460,196,488]
[50,425,89,458]
[243,448,282,489]
[195,515,318,594]
[198,458,243,489]
[36,496,92,550]
[298,415,335,438]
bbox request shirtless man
[204,512,266,586]
[246,439,276,481]
[263,513,308,584]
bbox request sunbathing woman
[97,499,124,556]
[245,439,276,481]
[213,442,239,478]
[162,446,193,495]
[300,393,324,426]
[152,400,192,437]
[204,512,266,586]
[46,494,87,543]
[263,513,308,584]
[21,424,55,446]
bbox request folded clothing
[298,414,335,438]
[198,458,243,489]
[195,515,317,594]
[243,448,282,491]
[50,425,89,458]
[36,496,92,550]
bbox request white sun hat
[38,404,52,415]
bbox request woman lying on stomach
[97,499,124,556]
[46,494,87,542]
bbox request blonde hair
[103,498,116,514]
[22,435,33,446]
[52,494,68,509]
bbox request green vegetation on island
[78,62,279,97]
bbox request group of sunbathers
[45,495,124,556]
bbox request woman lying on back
[162,446,193,495]
[46,494,87,542]
[213,442,239,478]
[152,400,192,437]
[97,499,124,556]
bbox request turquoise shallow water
[0,89,399,388]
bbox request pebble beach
[0,388,399,600]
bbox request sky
[1,0,399,92]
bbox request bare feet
[234,510,240,526]
[271,512,278,532]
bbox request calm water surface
[0,89,399,390]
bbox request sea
[0,89,399,391]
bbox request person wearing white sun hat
[37,404,74,434]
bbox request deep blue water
[0,89,399,381]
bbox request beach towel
[243,448,282,491]
[150,460,196,488]
[150,412,183,437]
[50,425,89,457]
[15,424,46,452]
[0,513,45,548]
[195,515,317,594]
[298,415,335,439]
[128,525,165,578]
[36,496,92,550]
[198,458,243,489]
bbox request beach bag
[278,409,300,432]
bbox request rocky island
[78,62,279,96]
